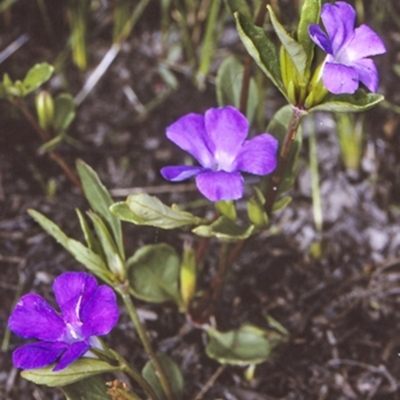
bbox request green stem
[171,0,196,67]
[196,0,221,89]
[119,289,175,400]
[308,115,322,232]
[211,241,229,303]
[190,241,229,323]
[264,107,303,216]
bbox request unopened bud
[35,90,54,130]
[180,240,197,308]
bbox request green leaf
[75,209,103,255]
[38,135,64,154]
[234,12,284,96]
[224,0,252,18]
[206,324,286,366]
[28,209,69,248]
[297,0,321,69]
[53,93,76,132]
[215,199,237,221]
[142,353,184,400]
[247,195,269,227]
[87,211,126,280]
[127,244,183,305]
[21,358,120,387]
[109,201,143,224]
[193,216,255,241]
[23,63,54,95]
[0,82,5,98]
[272,195,292,213]
[267,5,307,77]
[310,91,384,113]
[28,209,113,283]
[216,55,258,123]
[265,105,304,194]
[76,160,124,258]
[67,239,114,284]
[119,193,203,229]
[63,375,112,400]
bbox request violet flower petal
[12,342,68,370]
[321,2,355,52]
[204,106,248,172]
[309,24,333,55]
[352,58,379,92]
[166,113,214,168]
[234,134,278,175]
[53,340,90,371]
[196,170,243,201]
[160,165,205,181]
[323,62,359,94]
[345,25,386,61]
[9,294,66,341]
[81,285,119,338]
[53,272,98,325]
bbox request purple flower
[309,1,386,94]
[8,272,119,371]
[160,106,278,202]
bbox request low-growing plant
[6,1,387,398]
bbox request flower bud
[304,62,328,109]
[180,240,197,308]
[35,90,54,130]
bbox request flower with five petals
[8,272,119,371]
[309,1,386,94]
[160,106,278,202]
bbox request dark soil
[1,1,400,399]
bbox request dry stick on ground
[191,364,227,400]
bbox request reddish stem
[264,107,303,216]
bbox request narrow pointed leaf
[87,211,126,280]
[234,12,285,96]
[297,0,321,69]
[28,209,113,282]
[142,353,184,400]
[28,209,69,248]
[21,359,120,387]
[75,209,103,255]
[76,160,124,258]
[272,196,292,213]
[267,6,307,76]
[67,239,114,284]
